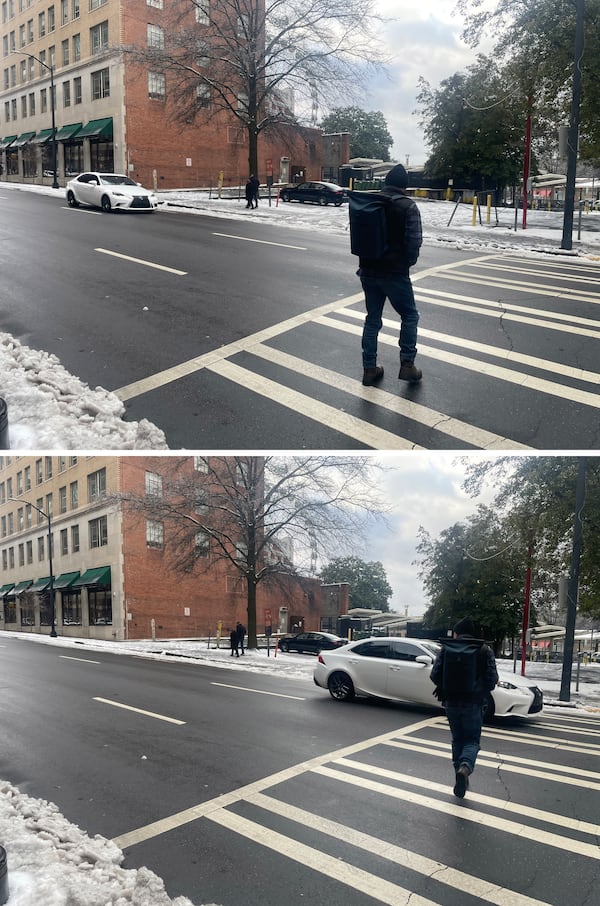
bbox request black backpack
[348,191,391,258]
[437,638,486,701]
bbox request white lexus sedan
[314,636,543,721]
[66,172,159,212]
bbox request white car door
[385,640,437,706]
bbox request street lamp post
[10,51,59,189]
[8,497,56,637]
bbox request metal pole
[49,64,58,189]
[559,458,586,700]
[522,96,532,230]
[561,0,585,250]
[521,544,532,676]
[47,510,56,636]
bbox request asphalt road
[1,638,599,906]
[1,191,600,449]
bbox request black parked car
[279,181,346,206]
[277,631,347,655]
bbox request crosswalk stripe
[247,792,551,906]
[464,259,600,286]
[415,287,600,342]
[440,270,600,303]
[317,315,600,409]
[338,306,600,381]
[313,764,600,860]
[205,358,422,449]
[206,805,442,906]
[247,343,529,450]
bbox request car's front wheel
[328,671,355,701]
[278,641,289,652]
[482,693,495,722]
[280,191,290,202]
[318,195,328,205]
[66,190,79,208]
[101,195,112,212]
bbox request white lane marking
[210,681,305,701]
[247,342,530,450]
[440,269,600,302]
[207,807,440,906]
[213,231,307,250]
[111,716,438,848]
[59,655,101,664]
[315,763,600,860]
[93,696,186,725]
[94,248,188,275]
[62,205,102,215]
[206,357,422,450]
[112,254,488,401]
[340,304,600,381]
[321,315,600,409]
[113,292,364,400]
[246,791,551,906]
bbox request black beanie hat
[384,164,409,189]
[453,616,476,637]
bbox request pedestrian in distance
[244,178,253,209]
[355,163,423,387]
[230,628,240,657]
[430,616,499,799]
[250,174,260,209]
[236,621,247,655]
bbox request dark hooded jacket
[358,164,422,276]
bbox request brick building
[0,455,348,641]
[0,0,322,188]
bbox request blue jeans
[360,273,419,368]
[445,702,484,774]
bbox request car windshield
[419,641,441,656]
[99,175,138,186]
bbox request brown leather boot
[398,361,422,383]
[362,366,384,386]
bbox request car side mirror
[415,655,433,666]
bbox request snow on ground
[0,628,598,905]
[1,181,600,449]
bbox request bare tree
[124,0,387,175]
[122,456,387,647]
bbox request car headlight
[497,680,519,690]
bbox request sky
[363,1,484,165]
[0,631,598,906]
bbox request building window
[146,0,163,7]
[145,471,162,497]
[28,91,35,114]
[148,70,165,100]
[6,477,12,499]
[8,547,14,569]
[71,524,79,552]
[36,498,43,523]
[62,590,81,625]
[44,456,52,479]
[146,519,163,549]
[72,0,79,18]
[38,11,45,37]
[70,480,78,509]
[88,587,111,625]
[26,539,33,564]
[195,1,209,24]
[196,83,210,108]
[60,528,68,555]
[62,38,69,66]
[91,67,109,99]
[90,20,108,55]
[17,507,23,530]
[73,75,81,103]
[87,468,106,502]
[195,531,209,556]
[45,493,53,517]
[59,486,67,513]
[194,489,208,515]
[41,87,47,113]
[7,512,13,535]
[16,471,22,494]
[25,504,32,527]
[0,515,5,537]
[38,536,44,561]
[61,0,68,24]
[73,33,80,61]
[193,456,208,472]
[89,515,108,548]
[63,80,70,107]
[20,94,27,117]
[147,23,164,49]
[89,0,107,8]
[18,543,24,567]
[1,550,6,570]
[48,4,55,31]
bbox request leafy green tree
[416,506,526,652]
[319,107,394,160]
[319,556,393,612]
[456,0,600,165]
[416,56,527,192]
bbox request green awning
[76,117,113,139]
[13,580,32,595]
[0,583,15,597]
[53,571,80,590]
[72,566,111,588]
[29,577,51,592]
[54,123,82,141]
[12,131,36,147]
[31,128,55,145]
[0,135,17,149]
